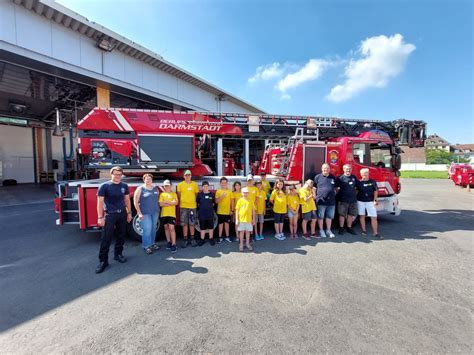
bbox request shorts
[161,216,176,225]
[256,214,264,224]
[199,218,214,230]
[180,208,196,226]
[317,205,335,219]
[237,222,253,232]
[338,202,358,217]
[217,214,231,224]
[357,201,377,217]
[274,213,286,224]
[288,210,297,219]
[302,210,317,221]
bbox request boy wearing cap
[215,177,232,243]
[254,179,267,241]
[159,180,178,253]
[177,170,199,247]
[235,187,255,252]
[196,181,215,246]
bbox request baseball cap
[255,179,262,185]
[202,181,209,186]
[184,170,192,176]
[246,174,254,181]
[163,179,171,186]
[242,187,249,193]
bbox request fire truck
[54,108,426,239]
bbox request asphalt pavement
[0,179,472,353]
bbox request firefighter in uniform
[95,166,132,274]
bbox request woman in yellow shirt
[269,179,287,240]
[287,185,301,239]
[158,179,179,253]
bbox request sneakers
[310,233,318,239]
[224,237,232,243]
[346,227,357,235]
[210,238,216,246]
[361,230,367,236]
[338,227,345,235]
[280,233,286,240]
[197,239,205,247]
[170,245,177,253]
[182,239,191,248]
[302,234,310,240]
[95,261,109,274]
[319,230,327,238]
[217,238,223,244]
[114,254,127,263]
[191,238,198,247]
[255,235,264,241]
[166,242,172,250]
[326,230,335,238]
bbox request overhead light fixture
[9,102,27,114]
[97,37,116,52]
[52,108,64,137]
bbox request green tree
[425,149,454,164]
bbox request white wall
[0,125,34,183]
[401,163,448,171]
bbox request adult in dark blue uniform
[196,181,215,246]
[336,164,358,235]
[314,163,337,238]
[96,166,132,273]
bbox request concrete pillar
[244,139,250,176]
[217,138,223,176]
[97,83,110,108]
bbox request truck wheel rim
[132,215,144,236]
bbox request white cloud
[280,94,291,100]
[277,59,328,92]
[248,62,284,83]
[327,34,416,102]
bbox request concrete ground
[0,179,472,353]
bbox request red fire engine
[448,163,474,187]
[55,108,426,239]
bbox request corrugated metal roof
[11,0,265,113]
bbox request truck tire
[194,212,218,232]
[127,213,161,242]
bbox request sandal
[145,247,153,255]
[239,245,244,252]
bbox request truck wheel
[194,212,218,232]
[127,214,161,242]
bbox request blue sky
[57,0,473,143]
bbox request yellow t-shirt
[235,198,253,223]
[255,189,267,215]
[287,194,300,212]
[177,181,199,209]
[246,185,258,204]
[270,189,288,214]
[298,187,316,213]
[261,179,271,195]
[215,188,232,215]
[159,192,178,217]
[232,191,242,205]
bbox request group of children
[155,171,325,253]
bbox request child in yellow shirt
[299,179,317,240]
[269,178,287,240]
[159,179,179,253]
[254,179,267,241]
[287,185,301,239]
[215,177,232,243]
[231,181,242,241]
[235,187,255,252]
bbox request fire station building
[0,0,264,183]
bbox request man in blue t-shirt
[196,181,215,246]
[314,163,337,238]
[95,166,132,273]
[336,164,358,235]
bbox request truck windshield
[353,143,393,169]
